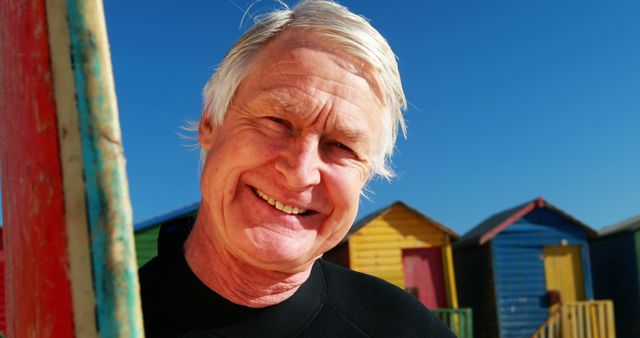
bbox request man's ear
[198,118,217,150]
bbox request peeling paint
[0,1,75,336]
[66,0,144,336]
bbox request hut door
[401,247,447,309]
[543,246,585,302]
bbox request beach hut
[133,203,199,267]
[590,215,640,338]
[454,197,611,338]
[325,201,459,308]
[324,202,471,336]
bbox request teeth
[255,189,307,215]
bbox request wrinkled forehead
[248,29,386,107]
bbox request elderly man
[139,1,455,337]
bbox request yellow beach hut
[324,201,470,336]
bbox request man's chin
[236,247,318,274]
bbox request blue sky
[104,0,640,234]
[4,1,637,234]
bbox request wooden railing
[532,304,561,338]
[531,300,615,338]
[433,308,473,338]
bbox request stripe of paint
[0,0,75,336]
[45,0,99,336]
[65,0,144,336]
[442,237,458,308]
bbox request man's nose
[275,136,322,190]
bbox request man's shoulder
[138,255,169,294]
[318,258,420,306]
[316,259,455,337]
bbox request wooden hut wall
[349,204,450,289]
[491,208,593,338]
[454,243,498,338]
[134,225,161,267]
[591,232,640,338]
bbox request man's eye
[268,116,287,125]
[333,142,352,152]
[264,116,292,131]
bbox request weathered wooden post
[0,0,144,336]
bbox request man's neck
[183,216,312,308]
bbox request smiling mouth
[253,188,312,216]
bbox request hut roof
[134,202,200,232]
[455,197,596,249]
[599,215,640,236]
[340,201,459,244]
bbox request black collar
[156,221,326,337]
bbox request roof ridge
[455,197,595,249]
[600,214,640,235]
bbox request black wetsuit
[139,222,456,338]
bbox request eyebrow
[333,125,369,146]
[265,93,304,116]
[260,92,372,147]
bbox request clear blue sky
[3,1,637,234]
[105,0,640,234]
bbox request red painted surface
[402,247,447,309]
[479,201,537,245]
[0,0,75,336]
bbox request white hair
[200,0,407,179]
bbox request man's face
[198,30,384,273]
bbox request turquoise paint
[66,0,142,336]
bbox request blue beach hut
[454,197,598,338]
[591,215,640,338]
